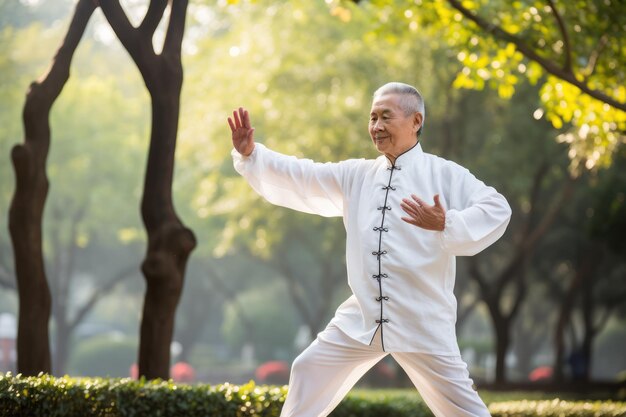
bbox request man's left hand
[400,194,446,231]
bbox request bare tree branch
[519,160,550,244]
[210,268,256,336]
[585,35,609,79]
[445,0,626,112]
[508,269,527,319]
[99,1,143,58]
[547,0,572,72]
[140,0,168,36]
[592,305,615,338]
[69,266,137,330]
[493,172,576,295]
[163,0,188,57]
[522,174,576,251]
[274,255,314,328]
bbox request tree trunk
[580,274,593,382]
[553,266,582,382]
[137,83,196,380]
[99,0,196,379]
[487,306,510,384]
[553,243,603,383]
[579,245,603,383]
[8,0,95,376]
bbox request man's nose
[374,120,384,130]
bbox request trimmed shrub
[1,373,625,417]
[0,373,285,417]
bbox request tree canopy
[343,0,626,170]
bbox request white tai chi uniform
[233,142,511,417]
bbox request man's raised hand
[400,194,446,231]
[228,107,255,157]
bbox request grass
[350,388,624,403]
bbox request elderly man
[228,82,511,417]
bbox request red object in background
[129,362,196,382]
[255,360,290,384]
[129,363,138,379]
[374,361,395,380]
[171,361,196,382]
[529,366,553,381]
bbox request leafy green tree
[548,151,626,382]
[347,0,626,169]
[444,82,574,384]
[340,0,626,384]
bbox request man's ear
[413,112,424,132]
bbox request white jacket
[233,142,511,354]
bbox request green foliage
[2,373,626,417]
[350,0,626,170]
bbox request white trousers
[280,324,491,417]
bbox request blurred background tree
[347,0,626,170]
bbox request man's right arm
[232,144,358,218]
[228,107,365,217]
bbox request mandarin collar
[384,141,423,168]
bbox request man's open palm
[228,107,255,156]
[400,194,446,231]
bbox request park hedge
[1,373,625,417]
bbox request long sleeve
[232,143,361,217]
[438,165,512,256]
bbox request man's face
[369,93,422,160]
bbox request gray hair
[373,82,425,138]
